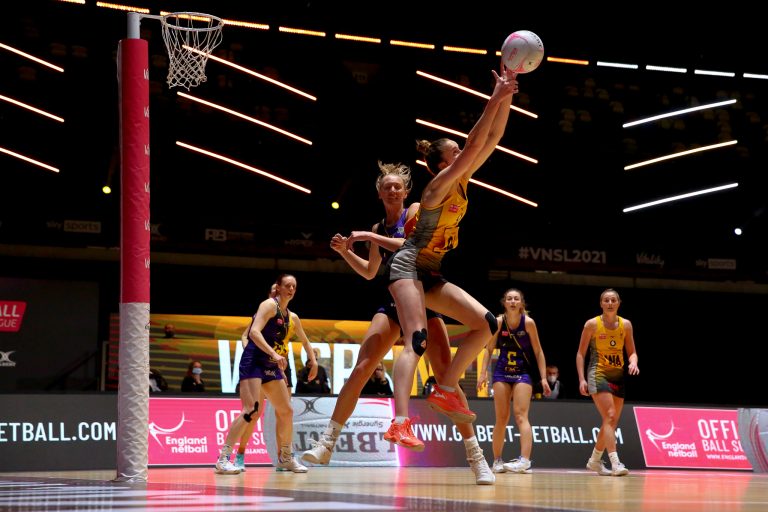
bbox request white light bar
[0,94,64,122]
[744,73,768,80]
[177,92,312,145]
[623,183,738,212]
[623,99,737,128]
[694,69,736,77]
[416,119,538,164]
[624,140,737,170]
[416,160,537,207]
[0,43,64,72]
[416,71,537,118]
[0,146,59,172]
[646,64,687,73]
[596,61,638,69]
[176,141,311,194]
[185,46,317,101]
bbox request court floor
[1,466,767,511]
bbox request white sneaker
[234,453,246,472]
[301,435,335,465]
[503,457,532,474]
[586,458,612,476]
[214,458,241,475]
[611,462,629,476]
[492,458,507,473]
[467,447,495,485]
[276,454,309,473]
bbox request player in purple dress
[478,288,549,474]
[214,274,317,474]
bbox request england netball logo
[149,413,187,447]
[645,421,677,450]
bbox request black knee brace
[411,328,428,356]
[243,401,259,422]
[484,311,497,335]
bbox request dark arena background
[1,2,768,510]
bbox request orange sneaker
[383,418,425,452]
[427,384,477,423]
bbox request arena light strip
[695,69,736,77]
[624,140,738,171]
[390,40,435,50]
[0,43,64,72]
[184,46,317,101]
[744,73,768,80]
[176,141,311,194]
[416,119,538,164]
[0,94,64,122]
[596,61,639,69]
[177,92,312,145]
[623,183,738,213]
[416,160,537,207]
[623,99,737,128]
[443,46,487,55]
[416,71,537,119]
[95,2,150,14]
[0,146,59,172]
[544,56,589,66]
[278,27,326,37]
[646,64,687,73]
[335,33,381,43]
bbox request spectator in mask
[543,364,564,399]
[181,360,206,392]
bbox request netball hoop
[115,10,222,484]
[161,12,224,89]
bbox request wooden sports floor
[1,466,767,511]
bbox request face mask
[547,375,557,384]
[192,367,203,375]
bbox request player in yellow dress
[576,288,639,477]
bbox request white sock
[608,451,621,468]
[395,416,408,424]
[591,448,604,462]
[219,444,232,460]
[324,420,342,439]
[440,384,456,393]
[463,435,479,452]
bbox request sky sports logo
[0,301,26,333]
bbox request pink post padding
[120,38,150,303]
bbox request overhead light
[416,71,537,118]
[176,141,311,194]
[416,119,538,164]
[623,99,737,128]
[177,92,312,145]
[0,94,64,122]
[624,140,737,170]
[623,183,738,212]
[416,160,537,207]
[187,47,316,101]
[0,43,64,72]
[0,146,59,172]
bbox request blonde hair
[375,161,412,194]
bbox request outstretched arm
[421,68,517,207]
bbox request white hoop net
[161,12,224,90]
